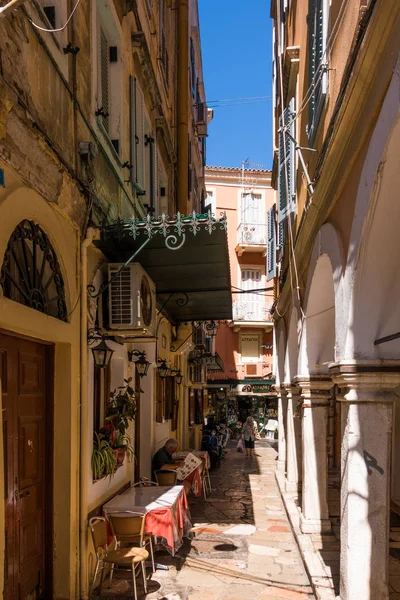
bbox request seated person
[152,438,182,473]
[152,438,191,495]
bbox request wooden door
[1,333,52,600]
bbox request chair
[89,516,148,600]
[132,478,159,488]
[154,469,178,486]
[108,511,155,574]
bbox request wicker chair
[89,516,148,600]
[154,469,178,486]
[132,478,159,488]
[108,510,155,574]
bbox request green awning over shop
[94,212,233,323]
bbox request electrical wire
[277,4,306,323]
[285,0,348,130]
[29,0,82,32]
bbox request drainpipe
[80,228,95,600]
[177,0,189,214]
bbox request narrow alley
[97,442,314,600]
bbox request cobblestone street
[97,442,315,600]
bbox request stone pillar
[331,365,400,600]
[285,383,302,494]
[296,376,331,534]
[276,386,288,474]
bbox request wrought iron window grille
[0,219,67,321]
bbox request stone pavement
[96,442,315,600]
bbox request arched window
[0,220,67,321]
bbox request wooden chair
[154,469,177,486]
[88,516,148,600]
[108,510,155,574]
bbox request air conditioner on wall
[107,263,157,336]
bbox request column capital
[282,382,300,396]
[330,360,400,403]
[274,385,288,396]
[294,375,332,406]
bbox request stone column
[331,365,400,600]
[285,383,302,494]
[276,386,288,474]
[296,376,332,534]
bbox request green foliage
[97,378,137,467]
[91,433,117,480]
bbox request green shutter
[277,98,296,252]
[129,76,136,186]
[267,205,276,281]
[308,0,325,139]
[100,28,109,132]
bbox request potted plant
[92,433,117,480]
[101,378,137,466]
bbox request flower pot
[113,448,126,466]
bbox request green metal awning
[94,212,233,323]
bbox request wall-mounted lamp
[89,335,114,369]
[128,349,151,378]
[205,320,219,337]
[171,368,183,385]
[157,358,169,379]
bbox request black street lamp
[171,368,183,385]
[128,349,151,378]
[205,320,219,337]
[91,338,114,369]
[157,358,169,379]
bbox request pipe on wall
[79,228,95,600]
[177,0,189,214]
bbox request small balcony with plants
[232,299,273,330]
[235,222,268,256]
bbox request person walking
[242,416,256,458]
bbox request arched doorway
[0,220,67,600]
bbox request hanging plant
[99,378,137,467]
[92,433,117,480]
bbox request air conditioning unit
[108,263,156,336]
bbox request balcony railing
[237,222,267,246]
[233,299,273,322]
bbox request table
[174,450,210,497]
[103,485,191,555]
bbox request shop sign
[239,383,271,394]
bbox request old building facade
[0,1,228,598]
[270,0,400,598]
[204,166,276,428]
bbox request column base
[285,479,300,495]
[277,460,286,473]
[300,513,331,534]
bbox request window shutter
[267,205,276,281]
[135,83,145,190]
[129,76,137,186]
[100,28,109,132]
[151,133,159,214]
[190,37,196,98]
[277,98,296,241]
[308,0,326,139]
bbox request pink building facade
[204,166,276,426]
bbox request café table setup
[103,484,191,557]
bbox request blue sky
[198,0,273,170]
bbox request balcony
[232,300,273,331]
[236,222,267,256]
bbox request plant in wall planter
[92,433,117,481]
[102,378,137,467]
